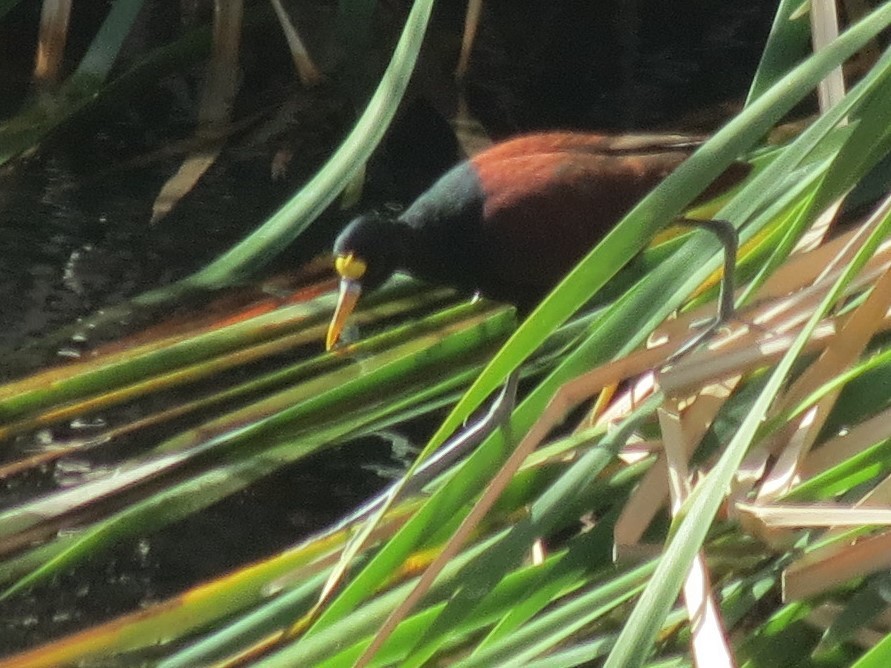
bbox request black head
[332,213,408,291]
[327,213,410,350]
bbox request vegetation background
[0,1,890,666]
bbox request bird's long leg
[405,369,519,492]
[327,370,520,533]
[666,218,739,363]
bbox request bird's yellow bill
[326,279,362,351]
[335,252,367,281]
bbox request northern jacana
[327,131,746,350]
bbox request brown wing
[474,132,706,165]
[472,149,689,298]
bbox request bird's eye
[335,253,367,281]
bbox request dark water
[0,431,412,656]
[0,39,364,662]
[0,120,345,358]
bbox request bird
[326,131,748,350]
